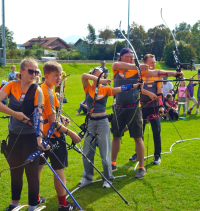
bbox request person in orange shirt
[38,61,81,211]
[129,54,164,165]
[79,67,144,188]
[0,58,45,211]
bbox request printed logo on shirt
[147,84,153,87]
[19,93,25,102]
[97,94,103,99]
[119,73,125,78]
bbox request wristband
[121,84,133,92]
[158,71,168,77]
[65,129,68,135]
[57,124,62,132]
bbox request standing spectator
[186,78,198,114]
[196,69,200,114]
[162,77,173,99]
[76,99,87,115]
[177,81,187,115]
[8,65,17,81]
[37,69,42,83]
[165,93,178,120]
[99,60,109,79]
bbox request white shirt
[163,82,173,96]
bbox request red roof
[21,37,69,49]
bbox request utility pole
[1,0,6,65]
[127,0,130,48]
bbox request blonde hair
[19,58,38,80]
[43,61,62,75]
[88,67,102,75]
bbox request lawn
[0,62,200,211]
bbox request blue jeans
[82,116,114,182]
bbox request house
[21,37,70,51]
[74,38,125,54]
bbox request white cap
[1,80,8,85]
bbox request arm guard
[121,84,133,92]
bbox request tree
[86,24,96,44]
[99,27,116,44]
[175,30,191,43]
[190,21,200,61]
[147,24,170,60]
[0,25,17,49]
[163,40,197,67]
[113,28,126,39]
[174,22,191,33]
[129,22,148,59]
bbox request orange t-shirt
[41,83,60,138]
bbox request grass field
[0,62,200,211]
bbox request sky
[0,0,200,44]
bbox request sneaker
[38,196,46,205]
[187,108,192,114]
[79,177,92,186]
[134,168,145,179]
[5,205,17,211]
[111,164,117,172]
[153,156,161,165]
[183,112,186,115]
[58,202,77,211]
[196,110,199,114]
[102,180,112,188]
[129,153,137,161]
[166,117,169,121]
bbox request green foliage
[99,27,116,44]
[175,30,192,43]
[163,40,197,67]
[174,22,191,33]
[86,24,96,44]
[24,49,33,57]
[190,20,200,61]
[0,25,17,49]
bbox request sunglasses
[23,69,40,76]
[92,67,101,74]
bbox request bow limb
[161,9,195,98]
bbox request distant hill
[62,35,85,44]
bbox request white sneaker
[196,110,199,114]
[79,177,92,186]
[102,180,112,188]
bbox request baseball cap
[118,48,133,60]
[1,80,8,86]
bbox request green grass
[0,62,200,210]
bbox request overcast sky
[1,0,199,44]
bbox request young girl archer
[79,67,143,188]
[0,58,46,211]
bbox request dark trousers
[7,131,39,206]
[142,107,161,157]
[169,109,178,120]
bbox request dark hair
[143,54,155,63]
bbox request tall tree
[86,24,96,44]
[147,24,170,60]
[175,30,192,43]
[0,25,17,49]
[99,27,116,44]
[129,22,147,59]
[113,28,126,39]
[174,22,191,33]
[190,20,200,61]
